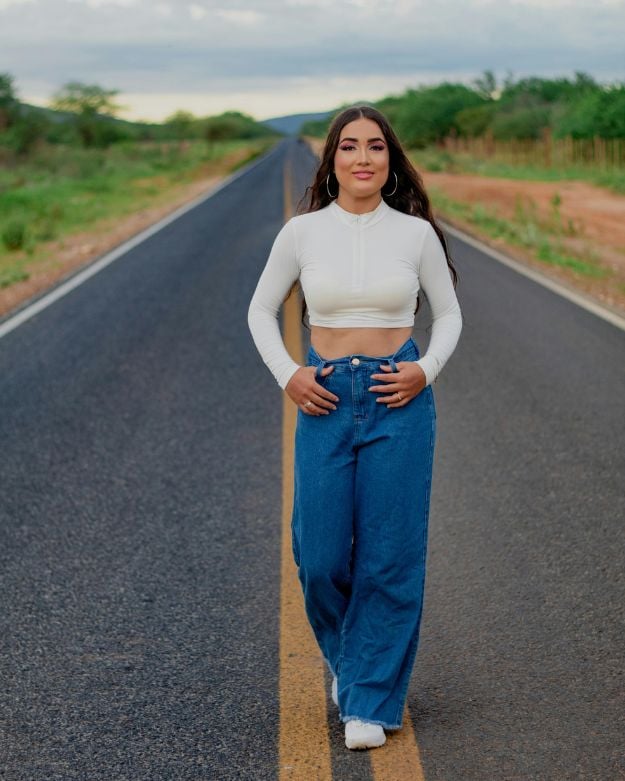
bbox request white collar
[330,197,390,227]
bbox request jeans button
[351,357,360,365]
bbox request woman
[247,105,462,750]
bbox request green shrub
[0,262,29,287]
[2,219,27,250]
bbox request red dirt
[422,172,625,316]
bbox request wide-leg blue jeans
[291,335,437,730]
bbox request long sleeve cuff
[412,224,463,386]
[277,361,302,391]
[413,356,438,387]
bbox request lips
[353,172,374,179]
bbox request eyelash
[339,144,386,151]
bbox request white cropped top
[247,197,462,390]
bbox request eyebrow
[339,136,386,143]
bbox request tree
[472,69,497,101]
[0,72,19,131]
[203,111,271,143]
[394,83,485,147]
[0,72,51,154]
[164,110,197,139]
[49,82,126,146]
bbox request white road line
[440,219,625,332]
[0,141,283,340]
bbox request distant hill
[18,101,162,128]
[260,111,333,136]
[6,101,278,145]
[18,102,333,136]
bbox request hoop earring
[326,172,338,199]
[382,170,398,197]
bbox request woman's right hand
[285,366,339,415]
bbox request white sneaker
[345,719,386,750]
[331,675,338,706]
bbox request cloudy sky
[1,0,624,123]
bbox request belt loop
[315,359,327,379]
[388,335,411,370]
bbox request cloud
[1,0,623,120]
[67,0,139,6]
[214,8,263,25]
[0,0,35,8]
[154,2,172,16]
[188,3,206,20]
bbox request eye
[339,144,386,151]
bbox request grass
[428,185,609,280]
[410,146,625,195]
[0,137,276,289]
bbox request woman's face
[333,117,390,201]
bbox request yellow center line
[277,150,427,781]
[370,705,426,780]
[279,158,333,781]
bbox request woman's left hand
[368,362,427,407]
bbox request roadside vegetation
[303,70,625,310]
[304,70,625,190]
[0,73,282,291]
[3,68,624,314]
[426,184,606,279]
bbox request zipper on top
[351,214,364,291]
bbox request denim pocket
[315,364,335,386]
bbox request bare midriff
[310,325,413,360]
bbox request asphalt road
[0,136,623,780]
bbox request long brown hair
[289,104,460,329]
